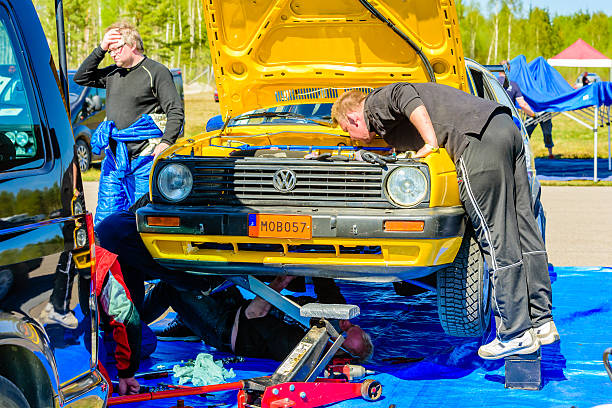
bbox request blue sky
[472,0,612,16]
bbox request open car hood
[203,0,468,117]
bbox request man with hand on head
[74,21,184,226]
[331,82,559,360]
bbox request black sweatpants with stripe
[457,113,553,341]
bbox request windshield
[230,103,332,126]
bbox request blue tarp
[97,266,612,408]
[509,55,612,112]
[535,157,612,181]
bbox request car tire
[437,225,491,337]
[76,138,91,172]
[0,375,31,408]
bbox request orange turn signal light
[384,220,424,232]
[147,216,180,227]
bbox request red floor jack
[237,303,382,408]
[107,303,381,408]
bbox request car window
[468,68,495,101]
[231,103,332,126]
[93,87,106,106]
[486,73,521,116]
[0,9,44,171]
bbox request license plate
[248,214,312,239]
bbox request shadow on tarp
[102,267,611,408]
[535,158,612,181]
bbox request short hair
[106,21,144,53]
[331,90,367,127]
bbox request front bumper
[137,205,466,282]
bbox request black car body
[0,1,106,407]
[68,68,185,171]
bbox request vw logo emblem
[272,169,297,192]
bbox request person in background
[500,60,554,159]
[331,83,559,360]
[582,71,590,87]
[74,21,184,226]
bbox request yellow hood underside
[203,0,467,116]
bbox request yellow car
[136,0,545,338]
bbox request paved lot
[540,186,612,267]
[83,182,612,267]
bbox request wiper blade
[234,111,333,127]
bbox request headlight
[385,167,428,207]
[15,132,29,147]
[157,163,193,202]
[73,198,83,215]
[76,228,87,247]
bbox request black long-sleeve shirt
[364,83,510,162]
[74,46,184,156]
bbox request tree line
[34,0,210,82]
[33,0,611,83]
[457,0,612,80]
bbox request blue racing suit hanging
[92,114,163,226]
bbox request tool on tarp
[169,399,193,408]
[134,368,174,380]
[324,364,375,381]
[107,381,244,406]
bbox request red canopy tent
[546,39,612,180]
[548,38,612,80]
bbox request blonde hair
[106,21,144,53]
[331,90,367,127]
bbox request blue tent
[508,55,612,181]
[509,55,612,112]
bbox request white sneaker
[478,329,540,360]
[42,303,78,329]
[534,321,560,345]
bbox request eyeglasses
[109,43,125,55]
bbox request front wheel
[76,138,91,172]
[0,375,31,408]
[437,225,491,337]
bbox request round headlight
[76,228,87,247]
[157,163,193,202]
[385,167,428,207]
[73,199,83,215]
[15,131,29,147]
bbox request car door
[0,0,96,392]
[465,61,546,240]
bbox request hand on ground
[118,376,140,395]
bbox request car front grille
[184,158,390,207]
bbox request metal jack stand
[504,350,542,390]
[226,276,382,408]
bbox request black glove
[357,149,396,165]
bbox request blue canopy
[508,55,612,112]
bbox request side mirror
[206,114,224,132]
[91,95,102,111]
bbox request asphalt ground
[83,182,612,267]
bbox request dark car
[68,68,185,172]
[0,1,106,407]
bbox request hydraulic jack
[237,302,382,408]
[108,275,382,407]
